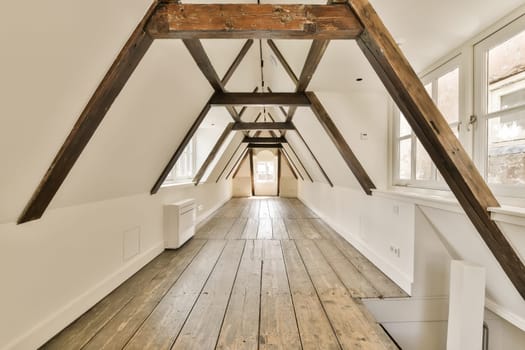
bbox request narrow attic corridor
[5,0,525,349]
[43,198,406,349]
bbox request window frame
[164,138,197,184]
[474,14,525,197]
[392,55,466,190]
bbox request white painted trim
[3,242,165,350]
[486,298,525,332]
[297,196,413,294]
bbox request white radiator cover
[163,198,196,249]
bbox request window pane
[487,110,525,185]
[437,68,459,123]
[399,112,411,137]
[256,161,275,182]
[488,29,525,113]
[399,138,412,180]
[416,140,433,180]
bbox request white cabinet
[163,199,196,249]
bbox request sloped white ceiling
[1,0,524,222]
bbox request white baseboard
[297,196,413,294]
[4,242,164,350]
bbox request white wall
[0,180,232,350]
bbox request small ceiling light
[356,78,363,82]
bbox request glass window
[476,21,525,189]
[393,58,462,187]
[255,161,275,182]
[164,139,196,184]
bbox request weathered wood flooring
[43,197,407,350]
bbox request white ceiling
[1,0,524,222]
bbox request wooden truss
[18,0,525,300]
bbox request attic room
[3,0,525,349]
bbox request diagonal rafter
[18,2,158,224]
[193,123,235,185]
[280,149,299,180]
[152,39,254,193]
[306,91,375,194]
[349,0,525,299]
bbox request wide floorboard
[43,197,407,350]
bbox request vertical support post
[277,150,282,196]
[249,149,255,196]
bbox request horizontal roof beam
[232,122,295,131]
[147,3,363,40]
[243,137,287,143]
[210,92,309,107]
[247,143,284,149]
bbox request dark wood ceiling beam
[210,92,310,107]
[151,102,212,194]
[282,147,310,182]
[287,40,331,121]
[222,39,254,86]
[193,123,234,185]
[17,2,158,224]
[232,122,295,131]
[183,39,225,91]
[243,137,287,143]
[226,148,250,180]
[280,149,299,180]
[348,0,525,298]
[267,40,298,85]
[148,4,363,40]
[247,143,284,149]
[232,151,250,179]
[216,141,246,182]
[306,91,375,194]
[289,125,334,187]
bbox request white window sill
[160,181,195,190]
[489,206,525,227]
[374,187,525,223]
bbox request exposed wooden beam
[216,141,245,182]
[287,40,330,121]
[151,102,212,194]
[210,92,309,107]
[277,150,282,196]
[247,143,283,149]
[281,148,306,181]
[285,144,314,182]
[243,137,287,143]
[306,91,374,194]
[148,4,363,40]
[267,40,298,85]
[348,0,525,298]
[222,40,254,86]
[183,39,224,91]
[226,147,249,180]
[249,149,255,196]
[232,151,250,179]
[289,126,334,187]
[281,149,299,180]
[232,122,295,131]
[193,123,234,185]
[18,2,158,224]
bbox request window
[393,57,463,188]
[255,161,275,182]
[164,139,196,183]
[475,16,525,191]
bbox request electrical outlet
[393,204,400,215]
[360,132,368,140]
[390,245,401,258]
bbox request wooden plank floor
[43,197,407,350]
